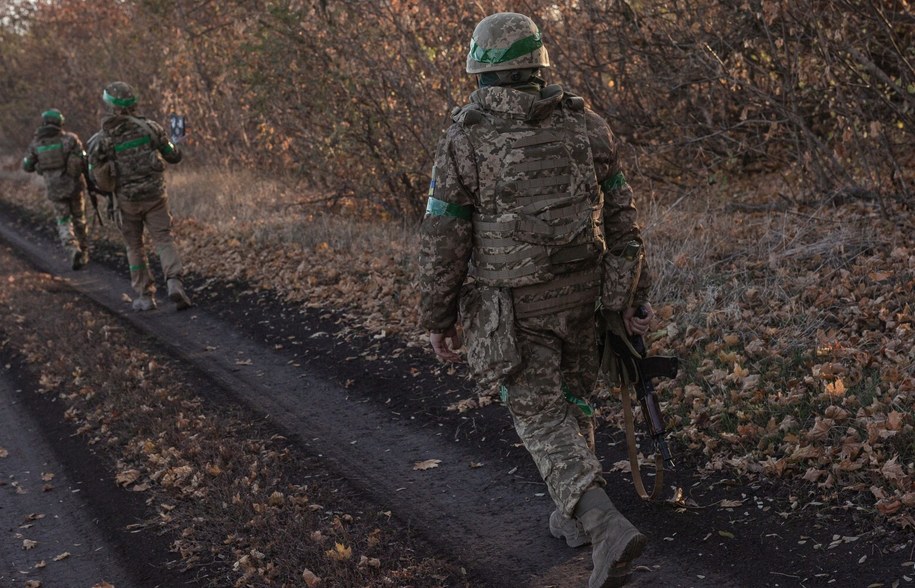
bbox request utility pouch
[460,283,522,384]
[601,240,642,311]
[91,160,118,193]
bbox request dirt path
[0,205,910,588]
[0,368,137,588]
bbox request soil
[0,201,912,588]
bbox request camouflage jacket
[87,113,181,201]
[22,125,86,201]
[419,84,652,332]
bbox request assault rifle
[603,307,679,469]
[83,168,114,226]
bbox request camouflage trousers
[500,304,605,517]
[116,196,183,296]
[50,193,88,256]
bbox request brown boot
[575,488,646,588]
[549,509,590,548]
[167,278,192,311]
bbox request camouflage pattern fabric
[22,125,86,202]
[419,82,653,517]
[87,114,181,202]
[87,110,184,295]
[22,125,89,256]
[50,193,88,256]
[501,304,605,516]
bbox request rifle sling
[598,315,669,500]
[620,363,665,501]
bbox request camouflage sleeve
[418,124,476,332]
[586,110,653,305]
[148,119,182,164]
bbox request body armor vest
[458,93,605,316]
[100,116,166,200]
[34,134,69,172]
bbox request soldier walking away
[22,109,90,270]
[419,13,662,588]
[86,81,192,312]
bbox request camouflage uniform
[86,82,191,311]
[22,110,89,269]
[419,12,652,588]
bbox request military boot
[574,487,647,588]
[69,247,84,270]
[549,509,590,548]
[167,278,192,311]
[132,294,157,312]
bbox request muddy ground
[0,202,912,588]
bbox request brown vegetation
[1,1,912,217]
[0,0,913,576]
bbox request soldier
[419,13,658,588]
[86,81,192,312]
[22,109,90,270]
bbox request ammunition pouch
[459,282,522,384]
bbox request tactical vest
[458,96,605,316]
[99,116,166,200]
[34,135,69,172]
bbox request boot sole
[169,292,192,311]
[591,532,646,588]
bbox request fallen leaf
[325,542,352,561]
[116,469,141,487]
[413,459,441,471]
[23,539,37,550]
[53,552,71,561]
[301,568,321,587]
[0,447,8,458]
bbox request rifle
[600,307,679,499]
[83,167,114,226]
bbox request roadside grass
[1,155,912,534]
[0,252,464,588]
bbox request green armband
[425,197,471,220]
[601,172,628,193]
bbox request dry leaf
[116,469,141,486]
[23,539,38,550]
[53,552,71,561]
[413,459,441,471]
[92,583,116,588]
[325,542,352,561]
[301,568,321,587]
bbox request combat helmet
[102,81,138,111]
[41,108,64,126]
[466,12,550,75]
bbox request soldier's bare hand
[429,326,463,362]
[623,303,653,336]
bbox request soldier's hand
[623,303,653,336]
[429,326,463,362]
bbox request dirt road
[0,205,909,588]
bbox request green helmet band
[103,89,137,108]
[469,32,543,66]
[41,109,63,124]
